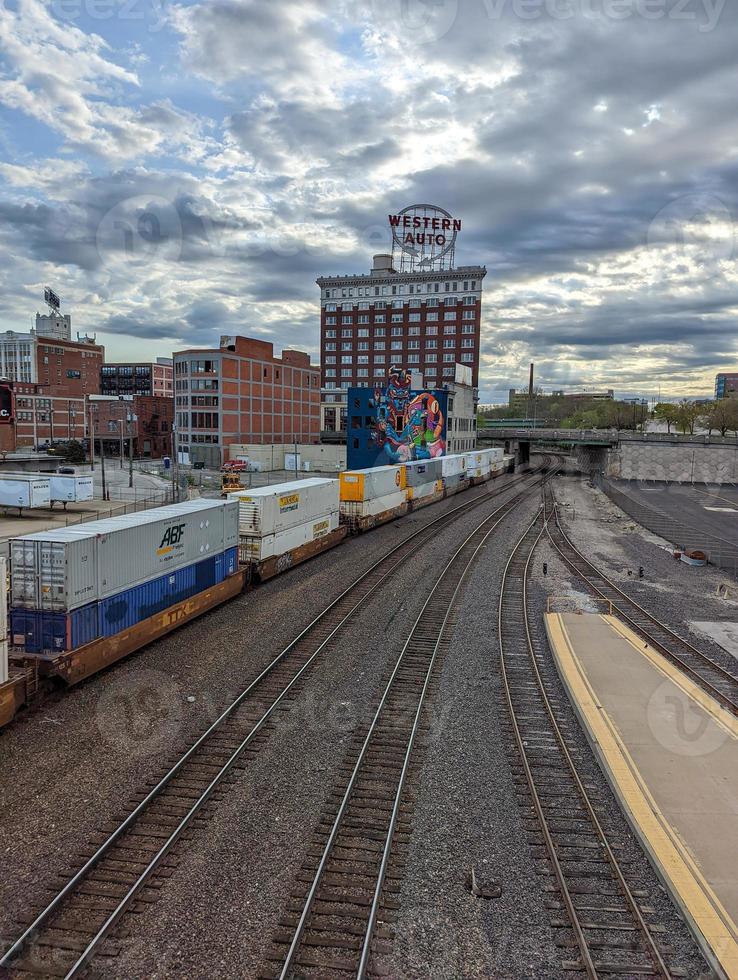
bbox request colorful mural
[346,367,447,469]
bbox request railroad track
[0,461,551,980]
[547,490,738,716]
[266,474,550,979]
[499,482,677,979]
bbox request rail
[499,482,673,978]
[0,462,551,978]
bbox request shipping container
[48,474,94,505]
[340,489,408,523]
[10,499,239,612]
[228,478,339,536]
[441,454,467,478]
[241,513,341,562]
[340,465,405,501]
[11,547,239,652]
[0,476,51,511]
[402,458,443,487]
[443,472,471,496]
[407,480,444,504]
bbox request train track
[547,490,738,716]
[0,462,551,980]
[499,482,676,979]
[266,474,549,979]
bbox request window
[462,324,475,334]
[341,368,352,377]
[342,316,353,324]
[342,329,352,338]
[409,298,421,308]
[358,302,369,310]
[391,326,403,336]
[408,340,420,350]
[325,343,336,351]
[342,342,352,351]
[408,326,420,336]
[463,310,475,320]
[358,328,369,337]
[407,353,419,363]
[374,341,385,350]
[326,303,337,311]
[341,355,352,364]
[326,328,336,337]
[325,368,336,377]
[358,341,369,351]
[357,355,369,364]
[357,368,368,377]
[342,302,352,310]
[374,327,386,337]
[444,312,456,321]
[427,297,438,307]
[426,325,438,336]
[443,366,454,377]
[191,359,216,374]
[374,354,385,364]
[374,314,386,323]
[461,353,474,362]
[426,312,438,322]
[409,313,420,322]
[391,340,403,351]
[426,339,437,349]
[463,295,476,305]
[326,317,336,326]
[325,381,336,390]
[393,299,404,308]
[358,316,369,324]
[461,338,474,348]
[325,355,336,364]
[425,354,437,364]
[444,296,457,306]
[443,338,455,348]
[444,325,456,335]
[375,301,386,310]
[391,313,403,323]
[443,352,455,362]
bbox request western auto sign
[0,383,14,423]
[389,204,460,265]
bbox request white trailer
[0,476,51,513]
[228,478,339,536]
[48,474,94,508]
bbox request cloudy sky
[0,0,736,403]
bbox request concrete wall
[605,442,738,483]
[227,443,346,472]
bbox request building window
[391,326,403,336]
[357,368,368,377]
[374,327,385,337]
[444,312,456,321]
[374,341,385,350]
[326,317,336,326]
[462,310,475,320]
[426,312,438,322]
[358,328,369,337]
[326,303,337,311]
[341,343,352,352]
[443,353,455,362]
[408,326,420,336]
[461,353,474,362]
[358,316,369,325]
[463,295,476,305]
[341,328,352,338]
[358,342,369,351]
[341,368,352,377]
[407,353,419,363]
[374,315,386,323]
[444,325,456,335]
[325,343,336,351]
[325,368,336,377]
[374,354,385,364]
[341,355,352,364]
[443,338,455,349]
[425,354,437,363]
[408,340,420,350]
[357,355,369,364]
[342,316,353,324]
[462,324,475,334]
[358,302,369,310]
[426,339,437,349]
[409,313,421,322]
[391,313,403,323]
[326,329,336,338]
[461,338,474,348]
[391,341,402,351]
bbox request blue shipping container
[11,547,239,652]
[10,602,100,654]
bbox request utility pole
[100,438,107,500]
[89,406,95,471]
[128,413,134,489]
[294,438,298,479]
[119,419,124,468]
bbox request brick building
[0,330,103,397]
[173,336,320,465]
[317,254,485,437]
[89,395,174,458]
[101,358,174,398]
[0,381,86,453]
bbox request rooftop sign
[388,204,460,270]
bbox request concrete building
[445,365,478,454]
[173,336,320,466]
[35,310,72,341]
[318,253,485,440]
[101,358,173,398]
[715,373,738,399]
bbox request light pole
[128,412,134,489]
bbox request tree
[653,402,680,433]
[675,399,701,435]
[701,398,738,437]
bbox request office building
[101,358,174,398]
[715,373,738,399]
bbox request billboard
[0,383,14,423]
[346,367,447,470]
[44,287,61,310]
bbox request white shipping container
[229,478,338,537]
[241,511,340,562]
[408,480,443,502]
[0,476,50,510]
[10,499,239,612]
[340,489,407,520]
[403,459,443,487]
[340,465,404,501]
[49,474,94,504]
[441,454,467,478]
[0,557,7,685]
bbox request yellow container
[339,465,405,501]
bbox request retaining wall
[605,442,738,483]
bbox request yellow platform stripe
[546,612,738,980]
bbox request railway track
[499,482,677,979]
[547,490,738,716]
[0,461,551,980]
[266,474,550,979]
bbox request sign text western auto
[388,211,461,247]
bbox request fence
[598,477,738,578]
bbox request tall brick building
[317,253,486,435]
[173,336,320,465]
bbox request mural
[346,367,447,469]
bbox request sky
[0,0,736,404]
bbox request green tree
[675,399,701,434]
[653,402,680,433]
[701,398,738,437]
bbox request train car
[402,459,444,511]
[339,465,408,532]
[441,454,470,497]
[7,500,243,685]
[228,478,346,581]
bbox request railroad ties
[499,485,678,979]
[266,490,534,979]
[547,504,738,716]
[0,466,550,979]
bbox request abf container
[0,476,50,510]
[402,458,443,487]
[229,478,338,536]
[49,474,94,505]
[10,499,239,612]
[340,465,405,502]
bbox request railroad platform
[545,611,738,980]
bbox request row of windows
[323,280,479,299]
[326,308,476,325]
[327,324,476,342]
[323,364,468,389]
[326,338,475,361]
[325,352,467,376]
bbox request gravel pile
[0,473,534,976]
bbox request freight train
[0,447,515,729]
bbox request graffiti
[346,366,447,469]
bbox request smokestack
[528,363,534,401]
